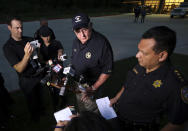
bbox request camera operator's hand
[24,42,34,59]
[13,42,34,73]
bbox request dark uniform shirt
[71,30,113,85]
[40,39,63,61]
[117,62,188,124]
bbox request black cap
[39,26,52,37]
[72,13,90,30]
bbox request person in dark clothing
[140,7,146,23]
[3,17,45,121]
[110,26,188,131]
[0,72,14,130]
[38,25,63,62]
[134,6,140,23]
[38,25,65,111]
[71,13,113,112]
[34,18,56,41]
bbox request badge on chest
[152,80,162,88]
[85,52,91,59]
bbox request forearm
[110,86,125,106]
[114,87,125,101]
[160,122,184,131]
[54,127,63,131]
[92,73,110,90]
[13,54,30,73]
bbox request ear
[8,25,11,31]
[159,51,168,62]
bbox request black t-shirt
[39,39,63,61]
[3,36,39,78]
[117,63,188,124]
[71,30,113,85]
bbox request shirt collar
[143,62,171,76]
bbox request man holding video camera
[3,17,45,121]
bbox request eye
[75,29,80,33]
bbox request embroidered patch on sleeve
[181,86,188,104]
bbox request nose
[80,30,85,37]
[18,27,22,33]
[136,51,140,58]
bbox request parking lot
[0,13,188,91]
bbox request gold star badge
[153,80,162,88]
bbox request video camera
[30,40,40,50]
[29,40,42,71]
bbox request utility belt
[119,118,159,131]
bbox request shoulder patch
[181,85,188,104]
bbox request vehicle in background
[170,8,187,18]
[170,2,188,18]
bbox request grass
[7,53,188,131]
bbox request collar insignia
[153,80,162,88]
[74,49,77,52]
[85,52,91,59]
[133,68,138,74]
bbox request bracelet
[55,126,64,128]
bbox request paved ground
[0,13,188,91]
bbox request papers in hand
[54,107,72,122]
[96,97,117,120]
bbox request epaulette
[173,69,186,83]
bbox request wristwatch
[91,85,97,91]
